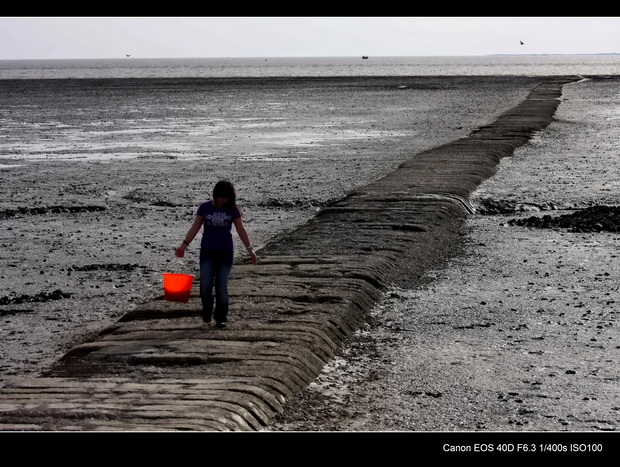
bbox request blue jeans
[199,249,234,324]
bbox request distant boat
[362,56,368,59]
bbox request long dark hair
[212,180,237,209]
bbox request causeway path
[0,76,580,431]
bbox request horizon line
[2,52,619,61]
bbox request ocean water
[1,54,620,79]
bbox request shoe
[202,316,212,324]
[215,322,226,328]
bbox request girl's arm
[175,215,204,257]
[233,217,257,264]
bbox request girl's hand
[249,249,258,264]
[175,247,185,258]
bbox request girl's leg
[213,250,234,325]
[199,252,215,323]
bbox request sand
[1,75,619,434]
[266,76,620,432]
[0,76,541,383]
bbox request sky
[0,16,619,60]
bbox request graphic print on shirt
[206,211,233,227]
[197,201,242,251]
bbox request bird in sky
[520,41,524,45]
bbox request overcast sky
[1,17,619,60]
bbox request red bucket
[163,273,194,303]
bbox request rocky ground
[266,76,620,433]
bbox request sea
[1,54,620,80]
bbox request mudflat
[267,76,620,432]
[2,75,619,434]
[0,76,542,382]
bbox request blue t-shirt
[196,201,242,250]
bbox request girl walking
[176,180,257,327]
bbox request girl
[176,180,257,327]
